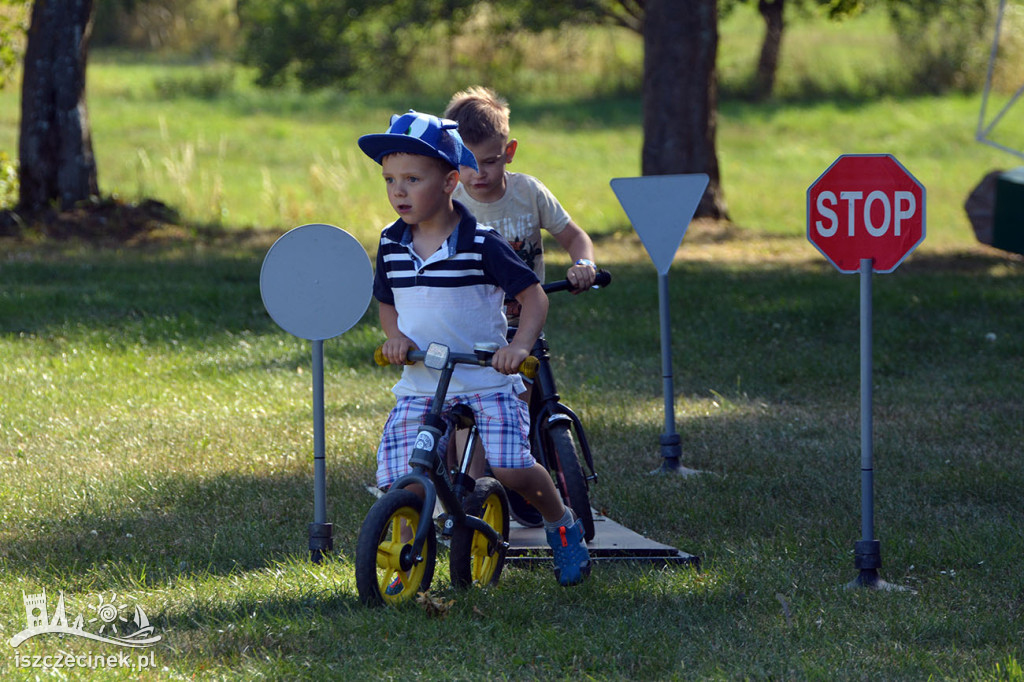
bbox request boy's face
[459,136,517,203]
[381,153,459,227]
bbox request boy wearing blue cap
[359,111,591,587]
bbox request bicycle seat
[448,403,476,430]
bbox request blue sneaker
[385,575,403,596]
[546,518,591,586]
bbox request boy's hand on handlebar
[566,260,597,293]
[381,335,416,366]
[492,344,530,375]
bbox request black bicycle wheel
[449,477,509,589]
[355,489,436,607]
[506,488,544,527]
[546,421,595,542]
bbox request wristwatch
[574,258,596,269]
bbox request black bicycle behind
[506,269,611,543]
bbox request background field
[1,5,1023,680]
[0,5,1018,247]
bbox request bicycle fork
[532,409,599,484]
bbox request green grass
[2,6,1024,680]
[0,234,1022,679]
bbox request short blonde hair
[443,86,510,145]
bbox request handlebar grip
[374,345,416,366]
[542,268,612,294]
[519,355,539,379]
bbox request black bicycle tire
[547,421,595,542]
[449,477,509,589]
[355,489,436,607]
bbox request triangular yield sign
[611,174,709,274]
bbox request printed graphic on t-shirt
[507,235,543,275]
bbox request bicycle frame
[384,343,510,570]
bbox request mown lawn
[1,5,1023,679]
[1,227,1022,679]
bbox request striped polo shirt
[373,202,539,397]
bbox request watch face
[424,342,450,370]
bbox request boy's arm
[378,302,416,365]
[492,283,548,375]
[552,220,597,291]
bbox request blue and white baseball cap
[358,110,478,171]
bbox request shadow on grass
[2,236,1021,389]
[0,242,275,337]
[0,468,374,585]
[2,237,1022,570]
[546,250,1023,406]
[0,236,390,372]
[3,236,1023,678]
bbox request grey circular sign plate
[260,223,373,340]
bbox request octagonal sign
[807,154,926,273]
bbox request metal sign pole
[852,258,881,585]
[656,272,683,471]
[309,339,332,563]
[847,258,912,591]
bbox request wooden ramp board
[365,487,699,568]
[506,510,700,568]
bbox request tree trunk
[641,0,728,220]
[19,0,98,212]
[754,0,784,101]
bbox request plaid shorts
[376,391,532,489]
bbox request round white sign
[260,224,373,340]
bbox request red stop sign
[807,154,926,273]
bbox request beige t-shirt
[453,171,571,285]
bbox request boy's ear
[505,139,518,163]
[444,168,460,194]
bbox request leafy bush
[91,0,239,55]
[237,0,468,91]
[153,66,236,99]
[0,0,29,90]
[888,0,996,94]
[0,150,17,209]
[988,0,1024,94]
[236,0,637,97]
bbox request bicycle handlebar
[374,344,539,379]
[372,269,610,377]
[542,268,612,294]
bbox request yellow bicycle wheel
[355,489,436,606]
[450,477,509,588]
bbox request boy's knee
[492,464,538,489]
